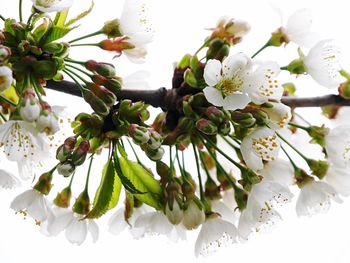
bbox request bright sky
[1,0,350,262]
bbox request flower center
[252,134,279,161]
[218,76,243,96]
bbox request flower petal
[204,59,222,86]
[222,93,250,111]
[65,217,88,245]
[203,86,224,107]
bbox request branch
[46,80,350,109]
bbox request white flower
[245,61,283,105]
[133,211,186,242]
[182,200,205,230]
[296,181,342,217]
[211,199,238,224]
[36,111,60,135]
[325,125,350,168]
[10,189,51,221]
[19,97,41,123]
[282,9,319,48]
[241,127,280,172]
[303,40,344,89]
[0,169,20,189]
[324,165,350,197]
[119,0,154,63]
[31,0,74,13]
[194,214,238,257]
[0,66,13,92]
[260,159,295,186]
[203,53,252,111]
[262,102,292,129]
[165,201,183,225]
[45,207,99,245]
[238,180,293,239]
[108,206,150,235]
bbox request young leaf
[119,156,162,209]
[86,159,122,219]
[65,1,95,27]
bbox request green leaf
[119,156,162,209]
[41,25,76,44]
[86,159,122,219]
[65,1,95,27]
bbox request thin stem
[281,145,298,170]
[198,149,213,181]
[194,38,211,55]
[70,43,99,48]
[19,0,23,22]
[0,14,5,21]
[84,155,94,193]
[68,172,76,188]
[62,70,85,92]
[65,63,92,78]
[288,122,310,131]
[175,147,186,179]
[126,138,142,165]
[198,133,246,171]
[64,68,88,84]
[192,143,204,200]
[0,94,17,107]
[68,30,103,44]
[251,42,269,58]
[221,135,240,151]
[64,58,85,65]
[276,131,309,161]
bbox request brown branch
[46,80,350,109]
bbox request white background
[1,0,350,262]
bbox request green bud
[184,68,198,87]
[251,110,269,126]
[267,28,288,47]
[219,120,231,135]
[231,111,256,128]
[53,187,72,208]
[33,18,50,43]
[282,82,296,96]
[307,159,329,180]
[87,83,116,107]
[283,58,306,75]
[82,89,110,116]
[73,190,90,215]
[0,45,11,62]
[295,168,314,188]
[32,60,58,79]
[72,140,90,166]
[33,171,53,195]
[91,75,121,94]
[206,38,230,61]
[42,42,65,55]
[156,161,170,180]
[307,125,329,147]
[233,186,248,211]
[177,54,191,69]
[128,124,150,144]
[204,178,221,200]
[206,106,225,124]
[145,147,165,161]
[196,118,218,135]
[57,161,76,177]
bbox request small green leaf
[41,25,76,44]
[65,1,95,27]
[86,159,122,219]
[119,156,162,209]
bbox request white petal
[222,53,251,78]
[0,169,20,189]
[204,59,222,86]
[10,190,35,211]
[203,86,224,107]
[88,220,99,243]
[47,208,74,236]
[222,93,250,111]
[108,208,128,235]
[65,217,88,245]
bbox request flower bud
[128,124,150,144]
[102,19,122,38]
[204,178,221,200]
[91,75,122,94]
[231,111,256,128]
[85,60,116,78]
[82,88,110,116]
[284,58,306,75]
[33,171,53,195]
[53,187,72,208]
[42,42,66,55]
[219,120,231,135]
[87,82,116,107]
[196,118,218,135]
[147,129,163,150]
[251,110,269,126]
[182,200,205,230]
[19,89,41,122]
[99,37,135,57]
[165,201,183,225]
[71,140,90,166]
[339,81,350,99]
[206,106,225,124]
[0,66,13,92]
[0,45,11,62]
[177,54,191,69]
[206,38,230,61]
[73,191,90,215]
[57,161,75,177]
[145,147,165,161]
[211,17,251,44]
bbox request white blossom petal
[222,93,250,111]
[204,59,222,87]
[203,86,224,107]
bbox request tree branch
[46,80,350,109]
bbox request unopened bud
[165,201,183,225]
[219,120,231,135]
[145,147,164,161]
[82,88,110,116]
[206,106,225,124]
[85,60,116,78]
[206,38,230,61]
[196,118,218,135]
[0,45,11,62]
[57,161,75,177]
[72,140,90,166]
[147,129,162,150]
[91,75,121,94]
[19,89,41,122]
[231,111,256,128]
[42,42,66,55]
[128,124,150,144]
[251,110,269,126]
[204,178,221,200]
[177,54,191,69]
[87,83,116,107]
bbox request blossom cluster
[1,0,350,258]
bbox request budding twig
[45,80,350,109]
